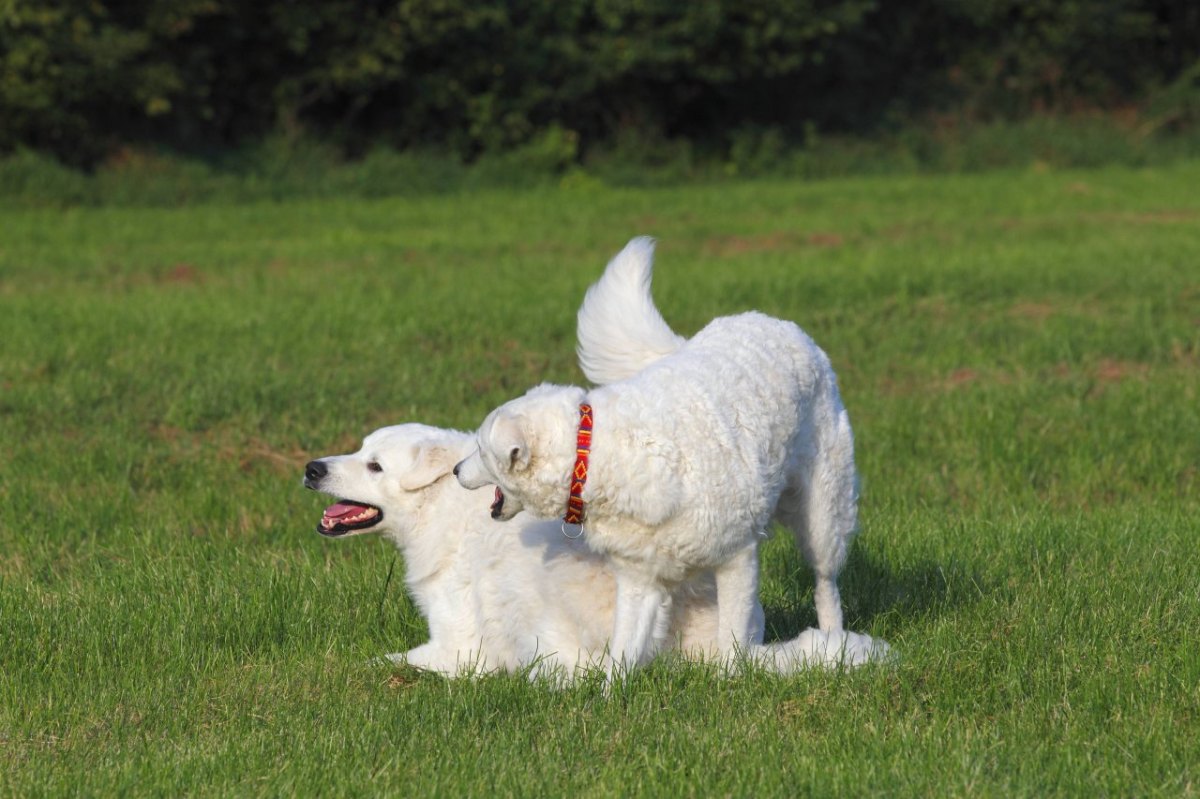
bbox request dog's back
[591,311,842,543]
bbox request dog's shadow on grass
[759,535,982,642]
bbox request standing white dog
[455,237,861,673]
[303,423,883,679]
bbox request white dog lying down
[304,423,886,678]
[455,237,866,673]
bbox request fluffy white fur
[456,237,868,673]
[576,236,686,384]
[305,423,885,679]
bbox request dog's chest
[579,518,701,581]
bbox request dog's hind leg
[776,409,858,632]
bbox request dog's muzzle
[453,452,491,490]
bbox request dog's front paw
[388,645,451,674]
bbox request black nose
[305,460,328,482]
[452,462,460,477]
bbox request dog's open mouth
[318,500,383,536]
[490,487,505,519]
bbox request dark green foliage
[5,116,1200,208]
[1145,59,1200,133]
[1,0,1198,166]
[899,0,1198,117]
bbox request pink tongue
[325,502,366,519]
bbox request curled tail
[576,237,686,385]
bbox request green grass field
[2,162,1198,796]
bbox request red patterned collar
[563,403,594,527]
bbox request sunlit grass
[1,162,1198,795]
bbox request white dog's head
[454,384,587,522]
[303,424,469,538]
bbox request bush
[0,148,90,205]
[467,126,580,189]
[1145,60,1200,135]
[340,147,467,198]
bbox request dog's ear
[398,443,455,491]
[489,414,531,473]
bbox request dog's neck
[400,474,466,586]
[549,385,683,534]
[388,439,478,589]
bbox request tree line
[2,0,1197,166]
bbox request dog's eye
[367,462,383,473]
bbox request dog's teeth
[342,507,379,524]
[321,505,378,530]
